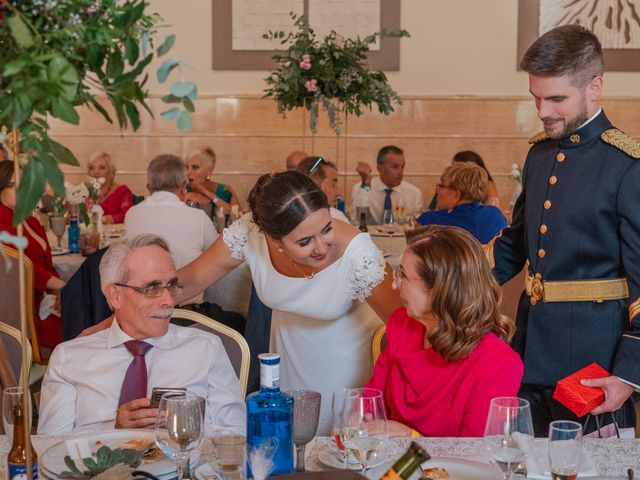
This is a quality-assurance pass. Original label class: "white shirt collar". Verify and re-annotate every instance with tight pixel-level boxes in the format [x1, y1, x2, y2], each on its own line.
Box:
[106, 316, 175, 349]
[577, 107, 602, 130]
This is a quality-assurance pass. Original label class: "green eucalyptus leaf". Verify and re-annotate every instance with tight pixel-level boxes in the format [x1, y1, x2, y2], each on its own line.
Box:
[51, 98, 80, 124]
[39, 152, 65, 196]
[186, 85, 198, 102]
[47, 56, 79, 102]
[157, 34, 176, 56]
[63, 455, 82, 474]
[125, 101, 141, 131]
[14, 158, 46, 225]
[3, 59, 27, 76]
[161, 107, 180, 120]
[157, 59, 178, 83]
[176, 111, 192, 131]
[125, 37, 140, 65]
[8, 14, 35, 49]
[182, 96, 195, 113]
[47, 138, 79, 166]
[161, 94, 181, 104]
[170, 81, 196, 98]
[82, 457, 98, 471]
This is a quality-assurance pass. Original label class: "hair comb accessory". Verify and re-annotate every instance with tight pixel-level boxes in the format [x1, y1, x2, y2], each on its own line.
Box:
[308, 157, 325, 174]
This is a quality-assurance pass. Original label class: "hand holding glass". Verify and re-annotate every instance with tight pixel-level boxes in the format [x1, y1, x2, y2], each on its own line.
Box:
[155, 392, 204, 480]
[484, 397, 534, 480]
[548, 420, 582, 480]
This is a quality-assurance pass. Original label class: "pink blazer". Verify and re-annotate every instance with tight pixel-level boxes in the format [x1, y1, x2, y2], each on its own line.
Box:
[366, 308, 523, 437]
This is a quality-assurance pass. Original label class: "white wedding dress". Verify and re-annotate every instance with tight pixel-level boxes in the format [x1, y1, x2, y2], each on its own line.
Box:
[224, 215, 385, 434]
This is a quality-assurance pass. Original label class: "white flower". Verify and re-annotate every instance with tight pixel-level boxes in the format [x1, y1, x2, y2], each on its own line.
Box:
[510, 163, 523, 184]
[65, 181, 89, 205]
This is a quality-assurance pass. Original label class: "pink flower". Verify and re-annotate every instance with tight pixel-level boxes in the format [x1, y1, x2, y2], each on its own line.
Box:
[304, 79, 318, 92]
[299, 54, 312, 70]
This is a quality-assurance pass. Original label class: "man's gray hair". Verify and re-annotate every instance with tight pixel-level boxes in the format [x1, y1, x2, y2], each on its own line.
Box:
[147, 154, 187, 193]
[100, 234, 171, 295]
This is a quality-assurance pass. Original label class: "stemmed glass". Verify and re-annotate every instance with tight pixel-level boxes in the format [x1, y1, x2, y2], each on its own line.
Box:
[393, 197, 406, 225]
[484, 397, 534, 480]
[155, 392, 204, 480]
[331, 388, 353, 469]
[548, 420, 582, 480]
[50, 216, 66, 250]
[341, 388, 388, 476]
[287, 390, 321, 472]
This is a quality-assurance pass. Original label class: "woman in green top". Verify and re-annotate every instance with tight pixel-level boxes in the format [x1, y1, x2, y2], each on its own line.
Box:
[184, 146, 242, 218]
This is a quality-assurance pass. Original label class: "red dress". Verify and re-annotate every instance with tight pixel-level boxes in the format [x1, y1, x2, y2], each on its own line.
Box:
[365, 308, 523, 437]
[99, 184, 132, 223]
[0, 203, 62, 348]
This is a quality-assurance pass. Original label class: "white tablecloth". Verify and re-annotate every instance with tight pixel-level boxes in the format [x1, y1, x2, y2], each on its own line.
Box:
[3, 435, 639, 479]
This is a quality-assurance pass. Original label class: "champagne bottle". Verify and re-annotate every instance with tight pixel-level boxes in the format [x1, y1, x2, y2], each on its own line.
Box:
[379, 441, 430, 480]
[7, 403, 38, 480]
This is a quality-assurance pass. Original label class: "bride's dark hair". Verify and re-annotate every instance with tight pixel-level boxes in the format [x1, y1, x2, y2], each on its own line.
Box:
[248, 171, 329, 240]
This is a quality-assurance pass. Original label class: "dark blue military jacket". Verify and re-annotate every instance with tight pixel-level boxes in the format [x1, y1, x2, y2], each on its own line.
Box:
[489, 110, 640, 387]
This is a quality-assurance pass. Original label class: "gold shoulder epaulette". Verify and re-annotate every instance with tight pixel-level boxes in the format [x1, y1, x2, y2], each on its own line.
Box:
[528, 131, 547, 144]
[601, 129, 640, 159]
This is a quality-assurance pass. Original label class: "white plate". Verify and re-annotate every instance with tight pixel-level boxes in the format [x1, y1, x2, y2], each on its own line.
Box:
[421, 457, 502, 480]
[318, 445, 387, 471]
[194, 462, 217, 479]
[51, 248, 70, 256]
[40, 430, 176, 480]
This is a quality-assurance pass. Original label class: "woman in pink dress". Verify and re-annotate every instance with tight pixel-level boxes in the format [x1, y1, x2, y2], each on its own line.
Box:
[87, 152, 132, 224]
[366, 225, 523, 437]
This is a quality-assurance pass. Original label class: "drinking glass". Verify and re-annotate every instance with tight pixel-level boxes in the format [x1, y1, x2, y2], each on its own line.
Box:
[155, 392, 204, 480]
[212, 434, 246, 480]
[2, 387, 31, 438]
[331, 388, 355, 469]
[287, 390, 321, 472]
[342, 388, 388, 476]
[382, 209, 395, 228]
[393, 197, 406, 225]
[548, 420, 582, 480]
[50, 216, 66, 250]
[484, 397, 534, 480]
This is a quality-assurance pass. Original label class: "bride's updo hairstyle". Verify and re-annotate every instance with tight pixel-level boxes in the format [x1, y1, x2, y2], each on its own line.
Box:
[248, 171, 329, 240]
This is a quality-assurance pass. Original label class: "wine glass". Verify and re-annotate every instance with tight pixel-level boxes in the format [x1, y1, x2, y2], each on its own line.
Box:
[342, 388, 388, 476]
[50, 216, 66, 250]
[393, 197, 406, 225]
[287, 390, 321, 472]
[484, 397, 534, 480]
[331, 388, 353, 469]
[155, 392, 204, 480]
[548, 420, 582, 480]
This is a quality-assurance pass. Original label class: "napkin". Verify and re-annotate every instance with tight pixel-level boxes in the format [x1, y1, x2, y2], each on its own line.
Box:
[526, 438, 599, 479]
[39, 293, 60, 320]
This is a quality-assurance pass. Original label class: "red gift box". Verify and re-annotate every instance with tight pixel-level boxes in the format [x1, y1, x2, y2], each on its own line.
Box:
[552, 363, 609, 417]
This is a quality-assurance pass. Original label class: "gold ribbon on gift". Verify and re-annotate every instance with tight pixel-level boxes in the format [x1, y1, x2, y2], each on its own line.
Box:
[525, 272, 629, 305]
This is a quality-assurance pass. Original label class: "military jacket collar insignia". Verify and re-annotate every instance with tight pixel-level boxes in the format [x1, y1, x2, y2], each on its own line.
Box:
[559, 110, 612, 149]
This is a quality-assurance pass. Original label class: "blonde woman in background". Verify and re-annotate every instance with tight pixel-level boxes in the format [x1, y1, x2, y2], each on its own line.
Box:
[184, 146, 241, 218]
[87, 152, 133, 224]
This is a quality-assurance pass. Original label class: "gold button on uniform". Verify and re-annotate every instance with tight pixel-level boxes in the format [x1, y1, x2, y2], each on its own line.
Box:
[556, 152, 565, 162]
[549, 176, 557, 185]
[570, 134, 580, 143]
[538, 248, 546, 258]
[544, 200, 552, 209]
[540, 224, 548, 234]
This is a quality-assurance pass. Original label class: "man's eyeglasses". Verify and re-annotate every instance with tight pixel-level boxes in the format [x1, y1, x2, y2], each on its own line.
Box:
[308, 157, 326, 174]
[115, 280, 183, 298]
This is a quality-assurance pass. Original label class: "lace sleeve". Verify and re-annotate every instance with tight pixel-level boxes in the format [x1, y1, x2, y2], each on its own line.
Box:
[222, 214, 253, 262]
[347, 242, 386, 302]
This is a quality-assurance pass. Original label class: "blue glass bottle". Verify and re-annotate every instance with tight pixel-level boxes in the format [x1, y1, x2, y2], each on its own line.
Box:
[68, 215, 80, 253]
[246, 353, 293, 477]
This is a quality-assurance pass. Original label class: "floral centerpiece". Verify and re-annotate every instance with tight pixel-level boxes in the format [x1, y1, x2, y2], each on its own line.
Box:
[263, 13, 409, 134]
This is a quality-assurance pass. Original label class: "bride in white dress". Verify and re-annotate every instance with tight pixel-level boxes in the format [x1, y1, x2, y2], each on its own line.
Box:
[178, 171, 401, 433]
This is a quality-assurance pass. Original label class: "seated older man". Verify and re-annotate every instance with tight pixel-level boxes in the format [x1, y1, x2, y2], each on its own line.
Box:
[37, 234, 245, 434]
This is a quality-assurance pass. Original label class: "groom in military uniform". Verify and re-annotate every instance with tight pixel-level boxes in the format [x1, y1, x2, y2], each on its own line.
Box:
[486, 24, 640, 435]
